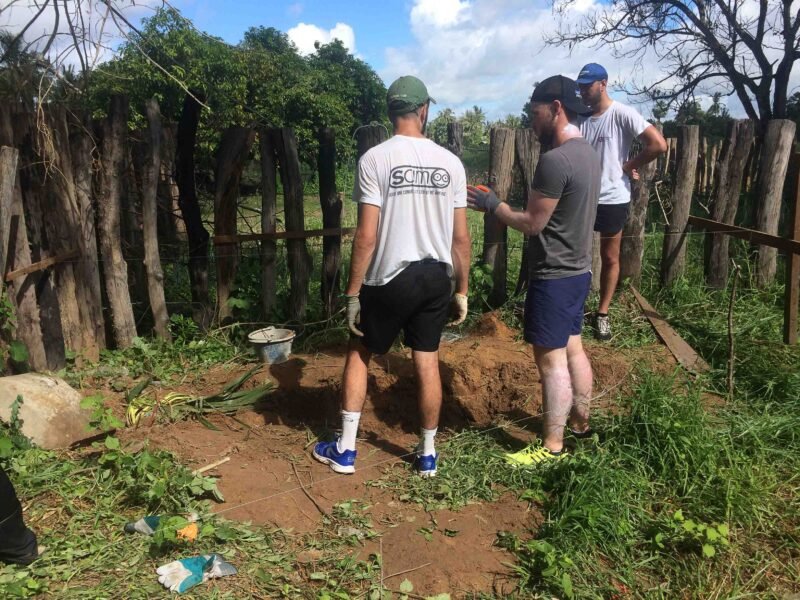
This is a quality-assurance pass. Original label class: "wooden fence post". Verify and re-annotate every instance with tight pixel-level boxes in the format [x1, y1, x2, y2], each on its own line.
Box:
[214, 126, 255, 322]
[318, 127, 341, 318]
[0, 147, 15, 291]
[755, 119, 796, 288]
[69, 111, 106, 353]
[513, 128, 540, 295]
[447, 122, 463, 158]
[99, 94, 138, 348]
[176, 91, 212, 329]
[661, 125, 699, 287]
[356, 125, 388, 161]
[158, 123, 184, 246]
[140, 99, 171, 341]
[259, 128, 278, 319]
[705, 120, 755, 288]
[620, 154, 658, 285]
[696, 137, 707, 194]
[785, 151, 800, 344]
[483, 128, 515, 307]
[274, 128, 311, 321]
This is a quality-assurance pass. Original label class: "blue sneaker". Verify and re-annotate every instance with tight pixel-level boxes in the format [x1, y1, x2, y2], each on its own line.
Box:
[413, 453, 438, 478]
[312, 440, 356, 474]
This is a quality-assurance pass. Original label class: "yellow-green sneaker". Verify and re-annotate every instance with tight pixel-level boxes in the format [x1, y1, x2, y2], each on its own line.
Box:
[504, 445, 564, 467]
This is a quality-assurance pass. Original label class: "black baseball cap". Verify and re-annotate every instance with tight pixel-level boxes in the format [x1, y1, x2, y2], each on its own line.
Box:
[530, 75, 591, 115]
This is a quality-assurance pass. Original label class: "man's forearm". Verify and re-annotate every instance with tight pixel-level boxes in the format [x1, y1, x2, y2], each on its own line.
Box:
[451, 239, 471, 295]
[627, 146, 662, 171]
[345, 234, 376, 295]
[494, 203, 542, 237]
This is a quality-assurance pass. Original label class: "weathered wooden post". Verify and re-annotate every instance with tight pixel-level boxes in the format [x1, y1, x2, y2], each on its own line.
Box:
[661, 125, 699, 287]
[140, 99, 171, 341]
[447, 122, 463, 158]
[99, 94, 138, 348]
[513, 128, 540, 295]
[273, 128, 311, 321]
[696, 137, 707, 194]
[259, 128, 278, 319]
[318, 127, 341, 318]
[213, 126, 255, 322]
[784, 151, 800, 345]
[483, 128, 515, 306]
[705, 120, 755, 288]
[176, 91, 212, 329]
[755, 119, 796, 288]
[0, 147, 16, 293]
[356, 125, 388, 161]
[69, 111, 106, 352]
[620, 155, 658, 285]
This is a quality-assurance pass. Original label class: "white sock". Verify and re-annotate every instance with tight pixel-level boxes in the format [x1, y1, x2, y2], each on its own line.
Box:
[337, 410, 361, 452]
[419, 427, 437, 456]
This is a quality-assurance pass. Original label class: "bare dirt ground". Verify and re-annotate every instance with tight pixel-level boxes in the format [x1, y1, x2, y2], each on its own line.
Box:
[110, 314, 676, 596]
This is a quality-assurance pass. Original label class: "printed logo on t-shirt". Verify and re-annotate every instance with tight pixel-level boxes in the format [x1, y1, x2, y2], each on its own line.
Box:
[390, 165, 451, 189]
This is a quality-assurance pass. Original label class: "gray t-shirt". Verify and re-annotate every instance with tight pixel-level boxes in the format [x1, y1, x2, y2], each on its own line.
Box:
[578, 101, 651, 205]
[529, 137, 601, 280]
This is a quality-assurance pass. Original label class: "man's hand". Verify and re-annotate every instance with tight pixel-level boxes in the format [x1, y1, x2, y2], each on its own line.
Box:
[345, 294, 363, 337]
[622, 161, 640, 181]
[448, 293, 468, 326]
[467, 185, 501, 214]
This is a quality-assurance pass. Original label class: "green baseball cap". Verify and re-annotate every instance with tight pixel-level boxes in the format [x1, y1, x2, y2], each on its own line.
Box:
[386, 75, 435, 115]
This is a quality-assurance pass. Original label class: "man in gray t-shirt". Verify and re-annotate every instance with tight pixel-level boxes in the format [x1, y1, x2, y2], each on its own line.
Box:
[467, 75, 600, 463]
[577, 63, 667, 341]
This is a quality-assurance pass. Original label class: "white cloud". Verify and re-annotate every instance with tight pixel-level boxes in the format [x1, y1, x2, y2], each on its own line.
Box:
[384, 0, 800, 122]
[287, 22, 356, 56]
[410, 0, 470, 28]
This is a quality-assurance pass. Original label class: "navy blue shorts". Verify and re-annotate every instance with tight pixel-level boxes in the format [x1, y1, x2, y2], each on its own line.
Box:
[524, 272, 591, 348]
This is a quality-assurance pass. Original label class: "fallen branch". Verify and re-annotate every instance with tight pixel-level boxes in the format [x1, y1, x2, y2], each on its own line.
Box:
[383, 562, 432, 581]
[291, 463, 330, 518]
[193, 456, 230, 475]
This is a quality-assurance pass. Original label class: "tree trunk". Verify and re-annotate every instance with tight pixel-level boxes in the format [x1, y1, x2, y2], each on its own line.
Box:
[259, 128, 278, 319]
[175, 91, 212, 329]
[755, 119, 796, 288]
[138, 99, 172, 341]
[0, 146, 16, 289]
[784, 151, 800, 344]
[483, 128, 515, 307]
[273, 128, 311, 321]
[661, 125, 699, 287]
[620, 155, 657, 285]
[13, 109, 65, 369]
[356, 125, 388, 161]
[158, 124, 183, 246]
[705, 120, 755, 288]
[99, 95, 138, 348]
[513, 128, 540, 295]
[214, 126, 256, 323]
[319, 127, 341, 318]
[447, 122, 463, 158]
[122, 142, 145, 315]
[69, 111, 106, 353]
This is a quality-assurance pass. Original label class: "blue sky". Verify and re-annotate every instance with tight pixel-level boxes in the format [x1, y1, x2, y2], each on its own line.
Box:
[3, 0, 793, 121]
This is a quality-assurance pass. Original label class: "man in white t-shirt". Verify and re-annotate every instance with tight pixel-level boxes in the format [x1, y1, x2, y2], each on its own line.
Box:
[577, 63, 667, 341]
[312, 75, 471, 478]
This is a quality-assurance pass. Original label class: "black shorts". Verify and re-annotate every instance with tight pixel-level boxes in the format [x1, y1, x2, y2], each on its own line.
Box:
[523, 272, 591, 348]
[359, 260, 451, 354]
[594, 202, 630, 234]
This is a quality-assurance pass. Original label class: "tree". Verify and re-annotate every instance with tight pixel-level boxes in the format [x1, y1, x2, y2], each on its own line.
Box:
[462, 105, 488, 146]
[548, 1, 800, 132]
[428, 108, 456, 146]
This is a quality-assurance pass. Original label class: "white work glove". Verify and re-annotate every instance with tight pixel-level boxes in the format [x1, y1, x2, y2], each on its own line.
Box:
[448, 293, 468, 326]
[345, 294, 363, 337]
[156, 554, 236, 593]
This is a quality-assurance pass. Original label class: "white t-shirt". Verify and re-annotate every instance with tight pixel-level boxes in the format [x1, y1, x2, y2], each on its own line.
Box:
[579, 101, 651, 205]
[353, 135, 467, 286]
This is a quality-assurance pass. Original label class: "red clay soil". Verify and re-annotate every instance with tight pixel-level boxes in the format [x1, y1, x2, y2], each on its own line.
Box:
[116, 313, 675, 596]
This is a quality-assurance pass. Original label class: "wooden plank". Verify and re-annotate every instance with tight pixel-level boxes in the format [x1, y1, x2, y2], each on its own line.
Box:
[213, 227, 356, 245]
[689, 216, 800, 255]
[4, 249, 80, 282]
[785, 152, 800, 344]
[631, 286, 710, 374]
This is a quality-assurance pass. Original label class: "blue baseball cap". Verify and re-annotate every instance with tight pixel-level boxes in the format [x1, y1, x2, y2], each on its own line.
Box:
[576, 63, 608, 84]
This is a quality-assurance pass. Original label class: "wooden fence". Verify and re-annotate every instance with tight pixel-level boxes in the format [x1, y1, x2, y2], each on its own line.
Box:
[1, 96, 799, 374]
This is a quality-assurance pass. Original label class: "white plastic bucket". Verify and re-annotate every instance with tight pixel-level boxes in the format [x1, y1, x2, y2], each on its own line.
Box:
[248, 327, 296, 364]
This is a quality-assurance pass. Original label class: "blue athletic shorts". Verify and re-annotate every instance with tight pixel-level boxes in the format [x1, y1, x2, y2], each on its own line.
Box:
[523, 272, 592, 348]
